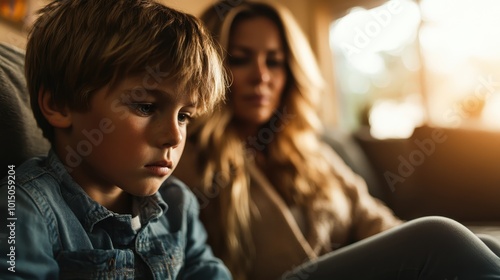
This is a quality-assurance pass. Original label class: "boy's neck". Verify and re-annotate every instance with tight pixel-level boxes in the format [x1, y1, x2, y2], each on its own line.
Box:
[79, 185, 133, 214]
[102, 191, 134, 214]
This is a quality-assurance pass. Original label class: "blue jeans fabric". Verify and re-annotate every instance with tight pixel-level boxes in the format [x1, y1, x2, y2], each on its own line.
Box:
[0, 151, 231, 279]
[283, 216, 500, 280]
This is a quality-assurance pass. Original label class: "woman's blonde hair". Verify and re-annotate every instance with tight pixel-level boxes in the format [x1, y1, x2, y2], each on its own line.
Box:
[191, 1, 335, 278]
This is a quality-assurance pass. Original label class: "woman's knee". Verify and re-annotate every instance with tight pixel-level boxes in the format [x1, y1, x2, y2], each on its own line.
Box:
[477, 234, 500, 257]
[407, 216, 464, 229]
[402, 216, 472, 243]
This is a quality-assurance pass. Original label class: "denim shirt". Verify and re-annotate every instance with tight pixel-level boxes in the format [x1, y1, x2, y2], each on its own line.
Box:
[0, 151, 231, 280]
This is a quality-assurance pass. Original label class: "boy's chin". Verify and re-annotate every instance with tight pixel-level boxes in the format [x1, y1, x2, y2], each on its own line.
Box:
[135, 190, 159, 197]
[127, 185, 161, 197]
[122, 177, 168, 197]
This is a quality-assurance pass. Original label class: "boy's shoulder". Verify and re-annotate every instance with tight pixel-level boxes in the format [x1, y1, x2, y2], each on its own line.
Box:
[157, 176, 200, 213]
[0, 153, 69, 220]
[1, 155, 55, 191]
[160, 176, 190, 192]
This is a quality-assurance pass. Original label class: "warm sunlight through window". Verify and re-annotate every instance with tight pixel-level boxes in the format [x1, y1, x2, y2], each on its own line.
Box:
[330, 0, 500, 139]
[420, 0, 500, 130]
[330, 0, 422, 139]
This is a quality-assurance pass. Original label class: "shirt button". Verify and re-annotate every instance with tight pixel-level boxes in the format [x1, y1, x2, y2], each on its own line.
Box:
[108, 258, 115, 268]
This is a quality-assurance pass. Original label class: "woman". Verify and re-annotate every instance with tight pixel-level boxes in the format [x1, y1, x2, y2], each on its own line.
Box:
[174, 1, 500, 279]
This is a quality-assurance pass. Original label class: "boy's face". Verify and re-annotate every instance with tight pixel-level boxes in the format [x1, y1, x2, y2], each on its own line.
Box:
[60, 74, 196, 198]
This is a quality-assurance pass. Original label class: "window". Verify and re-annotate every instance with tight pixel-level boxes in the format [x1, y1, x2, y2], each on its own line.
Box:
[330, 0, 500, 139]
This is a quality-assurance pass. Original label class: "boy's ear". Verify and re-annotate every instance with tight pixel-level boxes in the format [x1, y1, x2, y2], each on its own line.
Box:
[38, 88, 72, 128]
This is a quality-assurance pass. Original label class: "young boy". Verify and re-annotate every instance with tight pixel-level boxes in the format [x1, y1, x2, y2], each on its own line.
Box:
[0, 0, 230, 279]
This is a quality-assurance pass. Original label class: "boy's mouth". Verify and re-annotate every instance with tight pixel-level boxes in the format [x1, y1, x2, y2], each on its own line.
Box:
[145, 160, 173, 176]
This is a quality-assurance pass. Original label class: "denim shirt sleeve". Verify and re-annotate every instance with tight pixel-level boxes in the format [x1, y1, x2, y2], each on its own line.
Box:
[162, 178, 232, 280]
[0, 181, 59, 279]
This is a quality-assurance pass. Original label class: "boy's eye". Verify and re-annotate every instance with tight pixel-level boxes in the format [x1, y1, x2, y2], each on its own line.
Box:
[130, 103, 156, 116]
[178, 113, 192, 124]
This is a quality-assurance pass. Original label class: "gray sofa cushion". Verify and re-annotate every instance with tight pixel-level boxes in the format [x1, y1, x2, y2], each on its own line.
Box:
[0, 43, 50, 168]
[322, 128, 388, 203]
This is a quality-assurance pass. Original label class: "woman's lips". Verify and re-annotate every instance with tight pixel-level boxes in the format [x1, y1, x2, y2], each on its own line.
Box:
[244, 94, 270, 106]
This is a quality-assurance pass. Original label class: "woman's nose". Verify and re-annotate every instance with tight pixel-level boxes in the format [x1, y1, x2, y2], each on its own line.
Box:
[252, 59, 271, 83]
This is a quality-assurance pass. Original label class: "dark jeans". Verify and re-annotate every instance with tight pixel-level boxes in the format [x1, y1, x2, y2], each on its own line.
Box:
[283, 216, 500, 280]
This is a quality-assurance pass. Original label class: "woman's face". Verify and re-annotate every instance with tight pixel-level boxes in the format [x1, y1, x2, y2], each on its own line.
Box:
[228, 16, 287, 130]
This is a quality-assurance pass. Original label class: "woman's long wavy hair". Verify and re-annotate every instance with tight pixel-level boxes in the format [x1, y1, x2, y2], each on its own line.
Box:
[191, 1, 336, 278]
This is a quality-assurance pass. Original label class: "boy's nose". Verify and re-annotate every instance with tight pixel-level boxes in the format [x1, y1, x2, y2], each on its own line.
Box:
[157, 121, 182, 148]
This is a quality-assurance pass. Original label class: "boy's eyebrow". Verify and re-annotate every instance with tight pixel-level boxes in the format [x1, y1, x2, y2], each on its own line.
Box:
[124, 88, 197, 107]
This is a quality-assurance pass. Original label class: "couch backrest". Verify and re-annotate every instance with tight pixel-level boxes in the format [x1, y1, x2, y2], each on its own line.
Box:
[0, 43, 50, 168]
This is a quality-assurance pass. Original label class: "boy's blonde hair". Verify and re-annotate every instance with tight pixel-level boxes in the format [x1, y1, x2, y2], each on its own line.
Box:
[26, 0, 227, 144]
